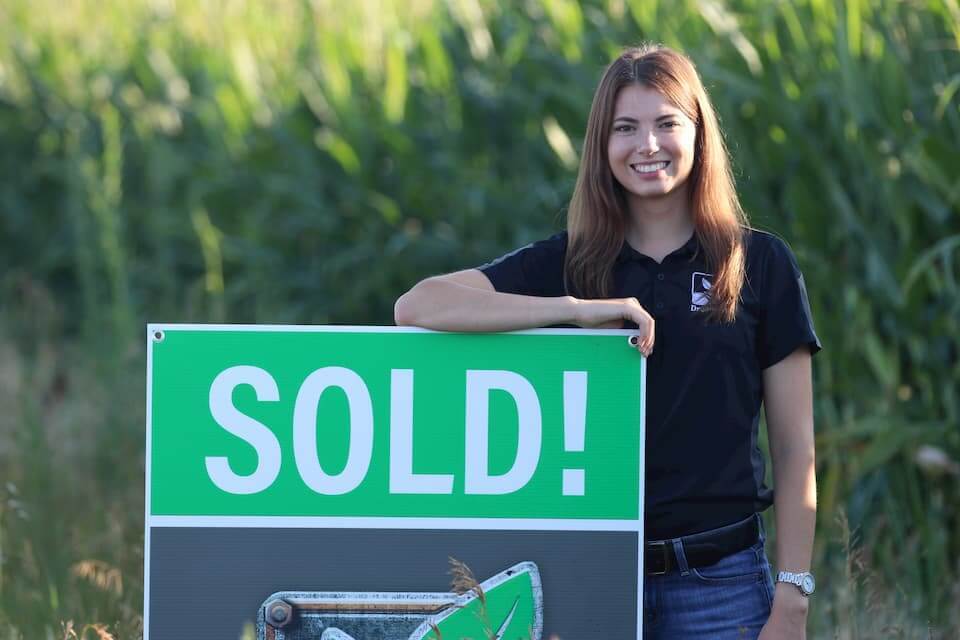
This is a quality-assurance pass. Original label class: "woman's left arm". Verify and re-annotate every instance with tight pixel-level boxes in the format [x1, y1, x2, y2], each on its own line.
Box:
[759, 347, 817, 639]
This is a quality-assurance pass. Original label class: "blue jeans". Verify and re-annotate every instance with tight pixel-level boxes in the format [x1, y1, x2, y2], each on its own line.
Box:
[643, 518, 776, 639]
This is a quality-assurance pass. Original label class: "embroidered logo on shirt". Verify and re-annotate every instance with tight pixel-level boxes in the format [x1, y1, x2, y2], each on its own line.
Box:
[691, 272, 713, 311]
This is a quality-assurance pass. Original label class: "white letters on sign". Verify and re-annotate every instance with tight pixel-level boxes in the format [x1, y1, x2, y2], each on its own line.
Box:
[389, 369, 455, 494]
[293, 367, 374, 495]
[464, 370, 543, 495]
[206, 366, 282, 495]
[205, 367, 556, 497]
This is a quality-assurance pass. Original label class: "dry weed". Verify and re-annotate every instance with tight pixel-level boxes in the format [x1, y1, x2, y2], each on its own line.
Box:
[72, 560, 123, 596]
[448, 556, 485, 606]
[447, 557, 494, 639]
[61, 620, 115, 640]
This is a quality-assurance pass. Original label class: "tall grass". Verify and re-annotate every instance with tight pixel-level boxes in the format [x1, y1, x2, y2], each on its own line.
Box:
[0, 0, 958, 637]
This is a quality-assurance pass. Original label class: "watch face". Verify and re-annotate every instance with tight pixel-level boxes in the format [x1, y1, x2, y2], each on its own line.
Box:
[801, 574, 816, 594]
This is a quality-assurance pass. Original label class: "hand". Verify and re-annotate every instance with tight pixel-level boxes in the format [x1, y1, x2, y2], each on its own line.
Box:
[571, 298, 655, 356]
[758, 609, 806, 640]
[758, 585, 809, 640]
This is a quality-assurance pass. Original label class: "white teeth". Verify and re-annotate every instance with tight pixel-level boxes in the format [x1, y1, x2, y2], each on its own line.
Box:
[631, 161, 668, 174]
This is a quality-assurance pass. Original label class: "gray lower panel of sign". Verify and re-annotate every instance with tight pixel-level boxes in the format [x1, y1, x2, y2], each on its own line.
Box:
[148, 528, 638, 639]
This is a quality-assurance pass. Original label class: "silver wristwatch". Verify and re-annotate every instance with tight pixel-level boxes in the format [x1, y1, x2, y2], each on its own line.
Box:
[776, 570, 816, 596]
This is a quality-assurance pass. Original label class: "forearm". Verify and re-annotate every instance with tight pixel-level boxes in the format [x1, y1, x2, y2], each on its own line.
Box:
[394, 278, 578, 331]
[769, 436, 816, 617]
[771, 443, 816, 575]
[761, 349, 817, 629]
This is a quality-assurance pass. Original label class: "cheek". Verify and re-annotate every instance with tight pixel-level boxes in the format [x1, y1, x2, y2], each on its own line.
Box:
[681, 132, 697, 162]
[607, 138, 622, 159]
[607, 143, 624, 171]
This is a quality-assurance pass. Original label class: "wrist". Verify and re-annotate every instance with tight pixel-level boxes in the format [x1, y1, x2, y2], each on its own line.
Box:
[565, 296, 583, 325]
[772, 582, 810, 616]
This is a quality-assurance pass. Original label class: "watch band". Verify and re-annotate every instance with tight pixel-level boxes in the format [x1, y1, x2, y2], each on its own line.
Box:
[776, 570, 816, 596]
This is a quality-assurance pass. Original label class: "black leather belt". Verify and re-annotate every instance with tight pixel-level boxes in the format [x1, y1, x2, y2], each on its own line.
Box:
[645, 515, 760, 576]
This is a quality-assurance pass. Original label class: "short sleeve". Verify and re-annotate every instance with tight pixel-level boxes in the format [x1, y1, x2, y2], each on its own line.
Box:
[756, 234, 822, 369]
[477, 232, 568, 297]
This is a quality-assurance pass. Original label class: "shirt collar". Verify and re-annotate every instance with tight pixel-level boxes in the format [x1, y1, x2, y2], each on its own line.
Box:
[616, 232, 700, 264]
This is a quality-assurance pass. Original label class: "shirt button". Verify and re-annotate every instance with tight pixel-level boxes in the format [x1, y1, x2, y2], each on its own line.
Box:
[655, 301, 664, 310]
[657, 273, 665, 281]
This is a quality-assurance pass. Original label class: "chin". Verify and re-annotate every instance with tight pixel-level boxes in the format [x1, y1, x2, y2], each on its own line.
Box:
[628, 185, 673, 199]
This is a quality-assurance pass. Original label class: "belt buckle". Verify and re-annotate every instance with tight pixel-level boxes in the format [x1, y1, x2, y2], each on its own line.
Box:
[647, 541, 672, 576]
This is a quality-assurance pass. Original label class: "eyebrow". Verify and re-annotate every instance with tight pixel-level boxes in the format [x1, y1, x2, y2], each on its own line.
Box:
[613, 114, 681, 123]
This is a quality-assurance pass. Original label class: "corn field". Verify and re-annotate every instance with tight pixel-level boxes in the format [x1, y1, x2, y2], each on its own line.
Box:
[0, 0, 958, 637]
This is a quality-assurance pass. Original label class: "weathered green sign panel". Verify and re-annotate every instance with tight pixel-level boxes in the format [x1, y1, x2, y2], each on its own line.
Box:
[145, 325, 645, 639]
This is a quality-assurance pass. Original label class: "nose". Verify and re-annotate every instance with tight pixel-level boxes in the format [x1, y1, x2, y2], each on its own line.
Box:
[636, 129, 659, 155]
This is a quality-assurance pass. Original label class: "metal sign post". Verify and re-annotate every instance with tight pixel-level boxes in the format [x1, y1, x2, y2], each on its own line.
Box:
[145, 325, 645, 639]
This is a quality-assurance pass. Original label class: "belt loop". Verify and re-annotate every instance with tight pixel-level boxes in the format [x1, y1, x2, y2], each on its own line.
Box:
[755, 512, 765, 542]
[671, 538, 691, 576]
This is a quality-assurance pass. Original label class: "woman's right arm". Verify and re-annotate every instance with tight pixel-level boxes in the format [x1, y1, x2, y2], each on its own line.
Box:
[393, 269, 656, 355]
[394, 268, 576, 331]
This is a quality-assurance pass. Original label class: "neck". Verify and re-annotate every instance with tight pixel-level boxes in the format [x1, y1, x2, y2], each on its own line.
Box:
[624, 189, 695, 261]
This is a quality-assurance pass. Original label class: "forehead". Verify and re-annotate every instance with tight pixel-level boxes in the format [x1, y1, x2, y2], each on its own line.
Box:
[612, 84, 684, 119]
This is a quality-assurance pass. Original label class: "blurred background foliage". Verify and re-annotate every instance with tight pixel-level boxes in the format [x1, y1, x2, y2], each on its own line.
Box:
[0, 0, 958, 637]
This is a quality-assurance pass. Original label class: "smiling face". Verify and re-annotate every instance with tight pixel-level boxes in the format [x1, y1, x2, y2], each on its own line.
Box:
[607, 84, 697, 206]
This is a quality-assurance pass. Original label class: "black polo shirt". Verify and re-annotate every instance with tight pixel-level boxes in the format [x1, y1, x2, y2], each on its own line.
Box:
[478, 229, 821, 539]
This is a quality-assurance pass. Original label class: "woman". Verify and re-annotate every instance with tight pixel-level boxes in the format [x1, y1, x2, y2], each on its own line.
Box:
[394, 44, 819, 640]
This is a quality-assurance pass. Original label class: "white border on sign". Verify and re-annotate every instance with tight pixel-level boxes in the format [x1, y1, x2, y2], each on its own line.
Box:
[143, 327, 153, 639]
[147, 515, 642, 531]
[143, 324, 646, 640]
[637, 355, 647, 639]
[146, 323, 639, 335]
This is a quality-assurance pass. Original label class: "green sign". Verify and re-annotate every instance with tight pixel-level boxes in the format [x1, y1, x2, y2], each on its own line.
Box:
[148, 326, 644, 523]
[145, 325, 647, 640]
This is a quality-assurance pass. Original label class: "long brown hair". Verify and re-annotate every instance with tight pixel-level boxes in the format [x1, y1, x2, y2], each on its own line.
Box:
[564, 44, 747, 322]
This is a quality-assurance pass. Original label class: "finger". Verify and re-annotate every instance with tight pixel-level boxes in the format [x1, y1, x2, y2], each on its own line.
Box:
[640, 321, 653, 357]
[628, 334, 646, 356]
[636, 332, 649, 354]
